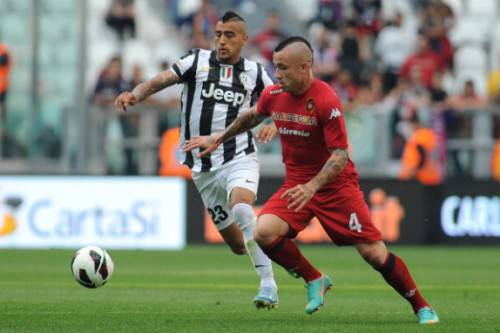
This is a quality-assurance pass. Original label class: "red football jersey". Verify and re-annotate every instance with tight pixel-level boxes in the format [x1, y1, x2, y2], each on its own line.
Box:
[257, 79, 358, 187]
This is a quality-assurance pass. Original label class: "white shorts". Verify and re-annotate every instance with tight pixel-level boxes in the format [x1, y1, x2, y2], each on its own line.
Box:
[192, 154, 260, 230]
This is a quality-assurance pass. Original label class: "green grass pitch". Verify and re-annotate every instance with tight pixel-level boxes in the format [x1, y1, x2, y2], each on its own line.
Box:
[1, 245, 499, 333]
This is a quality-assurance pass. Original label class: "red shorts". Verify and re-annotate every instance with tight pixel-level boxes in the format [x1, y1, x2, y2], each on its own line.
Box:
[259, 180, 382, 246]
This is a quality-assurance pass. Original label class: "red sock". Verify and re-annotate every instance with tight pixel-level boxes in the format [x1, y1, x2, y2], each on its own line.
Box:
[262, 237, 322, 283]
[377, 253, 429, 313]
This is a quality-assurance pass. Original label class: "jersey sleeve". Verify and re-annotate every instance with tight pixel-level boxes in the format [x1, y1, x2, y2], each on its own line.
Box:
[317, 89, 348, 150]
[170, 49, 199, 82]
[256, 86, 272, 116]
[251, 64, 274, 106]
[261, 66, 274, 88]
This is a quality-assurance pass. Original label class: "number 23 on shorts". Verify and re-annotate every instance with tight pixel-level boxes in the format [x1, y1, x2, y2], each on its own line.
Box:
[207, 205, 229, 225]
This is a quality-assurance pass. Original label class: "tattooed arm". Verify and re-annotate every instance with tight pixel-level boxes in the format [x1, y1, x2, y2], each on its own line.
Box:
[308, 148, 349, 191]
[218, 106, 267, 143]
[114, 70, 181, 111]
[281, 148, 349, 211]
[131, 70, 181, 102]
[182, 106, 268, 157]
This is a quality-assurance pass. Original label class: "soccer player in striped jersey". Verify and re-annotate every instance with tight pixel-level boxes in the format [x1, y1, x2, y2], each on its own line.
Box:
[114, 11, 278, 309]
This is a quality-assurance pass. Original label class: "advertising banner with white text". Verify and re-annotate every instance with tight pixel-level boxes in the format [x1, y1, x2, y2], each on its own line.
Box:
[0, 177, 186, 249]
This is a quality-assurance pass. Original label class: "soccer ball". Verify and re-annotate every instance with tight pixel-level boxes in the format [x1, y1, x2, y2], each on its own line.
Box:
[71, 246, 114, 288]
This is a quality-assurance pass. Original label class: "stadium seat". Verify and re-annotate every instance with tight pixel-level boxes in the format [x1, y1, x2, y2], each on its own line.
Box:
[53, 43, 79, 67]
[441, 70, 456, 94]
[177, 0, 201, 18]
[1, 15, 30, 40]
[135, 0, 169, 44]
[87, 0, 115, 41]
[87, 40, 120, 69]
[468, 0, 497, 19]
[0, 0, 30, 13]
[39, 16, 77, 42]
[86, 40, 121, 92]
[9, 68, 31, 93]
[153, 43, 185, 68]
[38, 40, 79, 69]
[47, 70, 77, 97]
[380, 0, 418, 39]
[88, 0, 112, 21]
[3, 97, 30, 136]
[454, 46, 488, 75]
[345, 109, 378, 165]
[490, 22, 500, 70]
[450, 16, 491, 47]
[39, 98, 65, 134]
[122, 40, 153, 77]
[459, 0, 498, 46]
[40, 0, 76, 14]
[454, 70, 487, 96]
[38, 44, 54, 68]
[441, 0, 463, 17]
[284, 0, 317, 22]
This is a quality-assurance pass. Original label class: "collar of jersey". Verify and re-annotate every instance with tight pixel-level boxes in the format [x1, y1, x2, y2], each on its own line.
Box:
[209, 50, 245, 71]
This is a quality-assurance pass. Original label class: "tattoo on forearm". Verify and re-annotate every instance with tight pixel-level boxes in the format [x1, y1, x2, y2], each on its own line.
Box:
[132, 71, 180, 102]
[310, 149, 348, 190]
[220, 108, 265, 142]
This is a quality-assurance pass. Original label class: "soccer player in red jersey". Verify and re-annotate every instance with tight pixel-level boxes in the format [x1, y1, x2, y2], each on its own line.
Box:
[183, 36, 439, 324]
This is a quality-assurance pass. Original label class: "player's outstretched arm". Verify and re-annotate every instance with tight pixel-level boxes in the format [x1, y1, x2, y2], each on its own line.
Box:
[183, 106, 267, 157]
[114, 70, 181, 111]
[281, 148, 348, 211]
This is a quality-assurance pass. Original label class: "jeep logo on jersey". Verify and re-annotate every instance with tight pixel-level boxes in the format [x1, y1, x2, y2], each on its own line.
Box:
[201, 83, 245, 107]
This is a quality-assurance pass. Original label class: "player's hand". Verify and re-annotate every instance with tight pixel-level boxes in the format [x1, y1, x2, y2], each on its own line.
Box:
[280, 183, 316, 212]
[255, 123, 277, 143]
[183, 133, 222, 158]
[114, 92, 137, 112]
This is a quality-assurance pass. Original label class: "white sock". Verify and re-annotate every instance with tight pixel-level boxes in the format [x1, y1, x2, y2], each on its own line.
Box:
[232, 203, 276, 289]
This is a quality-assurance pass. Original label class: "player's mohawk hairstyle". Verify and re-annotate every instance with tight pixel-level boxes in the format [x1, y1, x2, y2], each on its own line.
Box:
[274, 36, 314, 54]
[220, 10, 246, 23]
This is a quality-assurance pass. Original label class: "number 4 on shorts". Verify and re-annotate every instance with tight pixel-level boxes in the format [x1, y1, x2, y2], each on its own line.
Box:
[348, 213, 362, 233]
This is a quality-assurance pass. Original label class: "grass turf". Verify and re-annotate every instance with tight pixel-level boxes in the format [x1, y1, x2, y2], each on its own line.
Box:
[0, 245, 499, 333]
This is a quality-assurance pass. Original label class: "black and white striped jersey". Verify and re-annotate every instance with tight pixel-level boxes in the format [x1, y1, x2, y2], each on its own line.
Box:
[170, 48, 273, 172]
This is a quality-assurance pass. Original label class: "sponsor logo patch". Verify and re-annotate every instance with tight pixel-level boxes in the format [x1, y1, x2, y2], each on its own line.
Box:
[278, 127, 310, 137]
[306, 98, 315, 112]
[329, 108, 342, 119]
[220, 66, 232, 80]
[271, 112, 317, 126]
[201, 83, 245, 107]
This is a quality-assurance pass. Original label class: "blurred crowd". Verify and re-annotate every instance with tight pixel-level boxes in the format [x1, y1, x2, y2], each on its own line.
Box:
[304, 0, 500, 182]
[5, 0, 491, 179]
[92, 52, 181, 174]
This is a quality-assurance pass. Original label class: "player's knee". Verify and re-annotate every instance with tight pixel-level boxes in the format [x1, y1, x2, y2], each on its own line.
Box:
[361, 251, 381, 268]
[253, 221, 267, 240]
[253, 227, 265, 244]
[357, 243, 387, 268]
[253, 222, 276, 247]
[229, 188, 255, 208]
